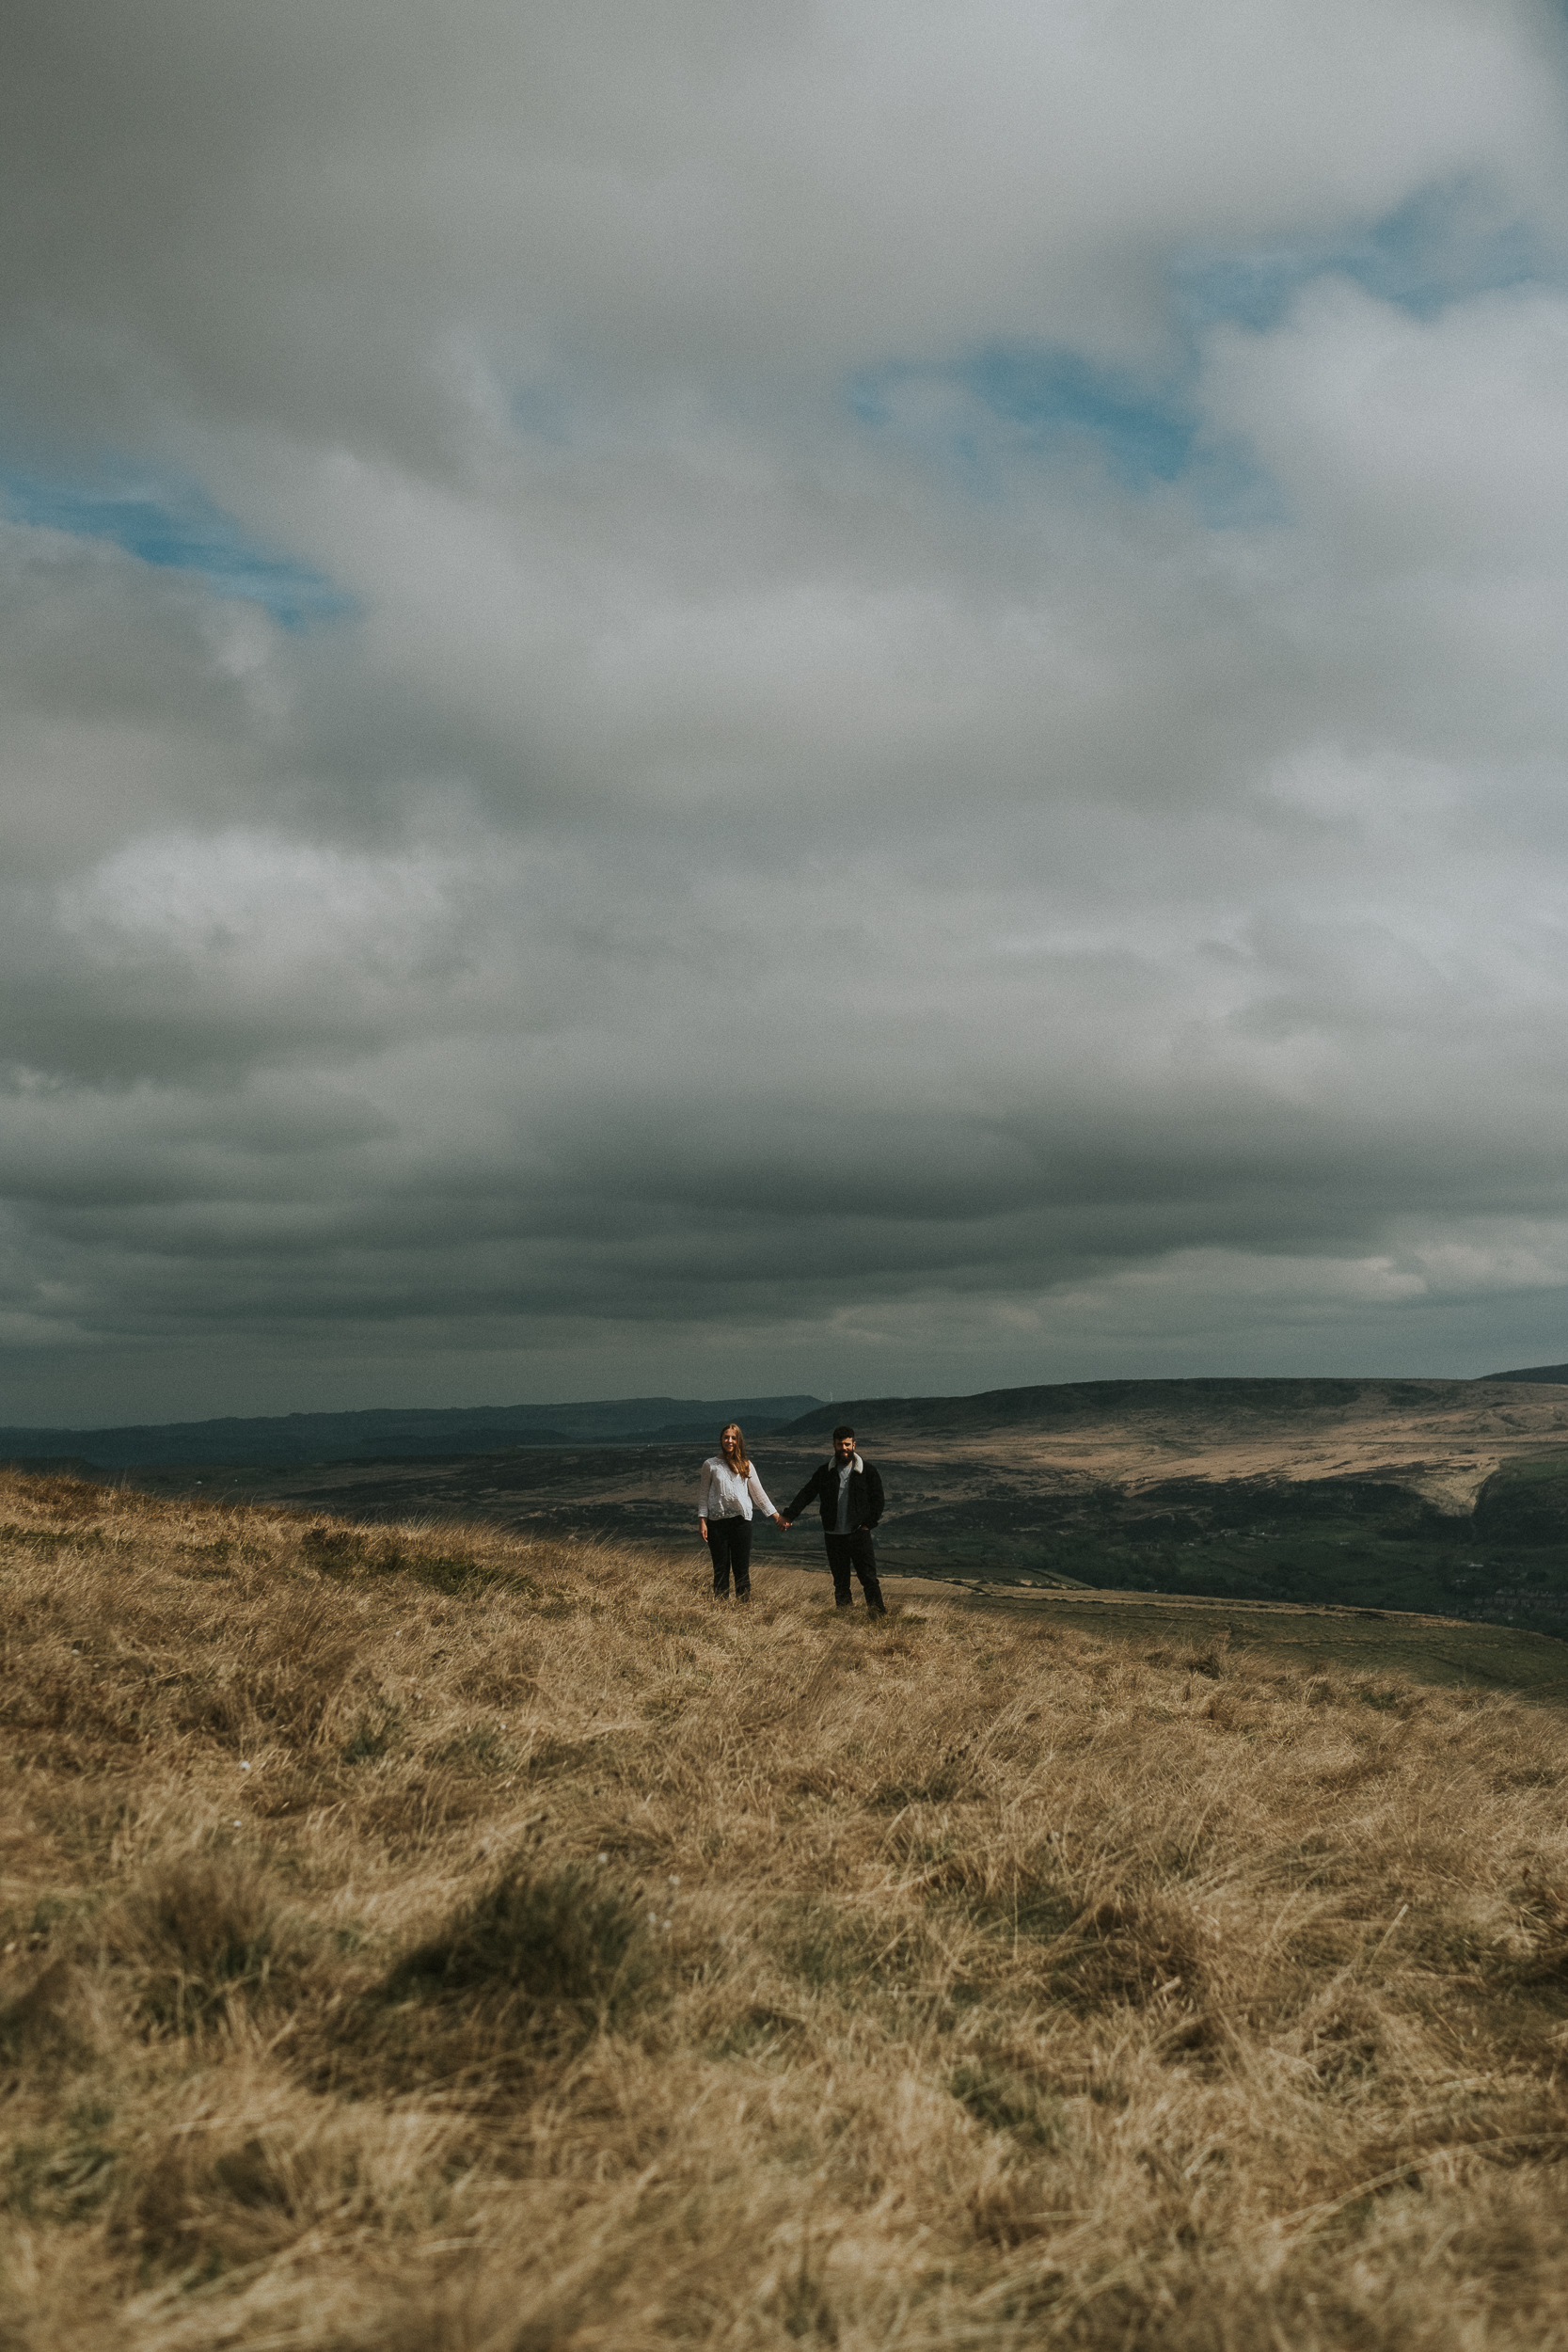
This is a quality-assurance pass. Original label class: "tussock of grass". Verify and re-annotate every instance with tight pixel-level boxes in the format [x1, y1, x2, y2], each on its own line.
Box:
[2, 1470, 1568, 2346]
[387, 1860, 653, 2018]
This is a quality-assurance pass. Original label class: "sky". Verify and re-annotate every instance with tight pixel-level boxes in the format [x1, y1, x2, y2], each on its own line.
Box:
[6, 0, 1568, 1427]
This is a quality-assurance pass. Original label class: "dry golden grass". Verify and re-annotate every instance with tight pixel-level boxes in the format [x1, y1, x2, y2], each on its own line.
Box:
[2, 1469, 1568, 2349]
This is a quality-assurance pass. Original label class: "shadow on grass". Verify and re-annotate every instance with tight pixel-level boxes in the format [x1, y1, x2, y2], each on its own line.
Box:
[300, 1524, 540, 1599]
[315, 1863, 664, 2095]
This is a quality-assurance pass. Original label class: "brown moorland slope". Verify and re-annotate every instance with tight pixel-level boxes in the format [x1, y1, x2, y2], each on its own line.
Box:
[4, 1469, 1568, 2350]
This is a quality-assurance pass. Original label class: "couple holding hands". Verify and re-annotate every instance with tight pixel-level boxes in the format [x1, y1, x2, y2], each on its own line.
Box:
[698, 1420, 887, 1615]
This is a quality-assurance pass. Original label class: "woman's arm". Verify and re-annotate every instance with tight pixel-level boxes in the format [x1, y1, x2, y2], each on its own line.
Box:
[698, 1458, 715, 1532]
[747, 1466, 782, 1524]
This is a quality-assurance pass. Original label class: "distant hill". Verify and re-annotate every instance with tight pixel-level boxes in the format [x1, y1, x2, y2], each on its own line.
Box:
[778, 1375, 1462, 1440]
[0, 1394, 822, 1470]
[779, 1372, 1568, 1443]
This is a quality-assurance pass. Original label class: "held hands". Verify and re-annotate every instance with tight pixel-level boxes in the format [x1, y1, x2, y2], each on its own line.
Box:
[776, 1517, 791, 1530]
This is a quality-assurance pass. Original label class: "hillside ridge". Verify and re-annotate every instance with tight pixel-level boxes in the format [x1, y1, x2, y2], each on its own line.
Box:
[0, 1392, 822, 1470]
[781, 1369, 1568, 1438]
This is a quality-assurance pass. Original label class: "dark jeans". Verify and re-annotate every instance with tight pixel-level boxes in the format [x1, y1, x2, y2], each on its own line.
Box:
[824, 1529, 885, 1612]
[707, 1516, 752, 1599]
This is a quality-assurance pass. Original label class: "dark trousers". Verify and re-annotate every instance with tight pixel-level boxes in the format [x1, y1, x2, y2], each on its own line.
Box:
[708, 1516, 753, 1599]
[824, 1530, 884, 1612]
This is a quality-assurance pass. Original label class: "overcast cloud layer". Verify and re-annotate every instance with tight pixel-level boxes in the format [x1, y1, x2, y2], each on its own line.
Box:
[6, 0, 1568, 1423]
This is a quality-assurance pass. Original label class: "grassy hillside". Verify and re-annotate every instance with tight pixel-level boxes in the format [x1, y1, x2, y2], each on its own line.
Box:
[4, 1470, 1568, 2348]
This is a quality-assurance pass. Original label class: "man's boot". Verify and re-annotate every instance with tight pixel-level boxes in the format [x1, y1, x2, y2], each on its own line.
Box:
[863, 1578, 887, 1615]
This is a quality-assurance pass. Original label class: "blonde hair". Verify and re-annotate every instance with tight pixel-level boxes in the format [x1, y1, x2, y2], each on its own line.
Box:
[720, 1422, 750, 1474]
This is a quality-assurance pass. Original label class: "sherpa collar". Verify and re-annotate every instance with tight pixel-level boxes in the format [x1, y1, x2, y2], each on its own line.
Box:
[830, 1452, 863, 1473]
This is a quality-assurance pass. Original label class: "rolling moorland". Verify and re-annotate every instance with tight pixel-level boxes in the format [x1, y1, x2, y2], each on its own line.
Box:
[0, 1397, 823, 1471]
[98, 1374, 1568, 1636]
[3, 1466, 1568, 2349]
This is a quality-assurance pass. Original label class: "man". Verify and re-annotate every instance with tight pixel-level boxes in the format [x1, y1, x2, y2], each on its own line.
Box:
[782, 1423, 886, 1614]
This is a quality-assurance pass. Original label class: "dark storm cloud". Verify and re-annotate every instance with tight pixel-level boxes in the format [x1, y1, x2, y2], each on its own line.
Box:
[4, 2, 1568, 1421]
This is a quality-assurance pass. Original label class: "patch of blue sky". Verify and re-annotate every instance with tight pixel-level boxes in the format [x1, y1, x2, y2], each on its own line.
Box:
[965, 347, 1194, 486]
[1173, 177, 1547, 333]
[851, 178, 1543, 525]
[850, 347, 1279, 524]
[850, 348, 1193, 491]
[1, 464, 355, 629]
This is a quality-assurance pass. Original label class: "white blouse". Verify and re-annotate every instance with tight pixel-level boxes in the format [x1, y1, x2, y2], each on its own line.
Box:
[698, 1456, 778, 1523]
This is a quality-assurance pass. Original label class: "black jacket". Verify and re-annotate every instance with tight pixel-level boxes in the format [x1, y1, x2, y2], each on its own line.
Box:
[784, 1454, 884, 1534]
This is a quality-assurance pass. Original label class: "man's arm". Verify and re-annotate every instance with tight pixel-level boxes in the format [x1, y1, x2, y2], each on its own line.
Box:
[782, 1465, 826, 1523]
[863, 1463, 885, 1527]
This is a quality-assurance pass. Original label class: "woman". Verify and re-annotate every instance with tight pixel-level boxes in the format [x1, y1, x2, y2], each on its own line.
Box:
[698, 1422, 784, 1603]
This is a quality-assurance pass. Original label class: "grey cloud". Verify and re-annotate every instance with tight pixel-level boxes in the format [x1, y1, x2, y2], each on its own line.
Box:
[5, 3, 1568, 1420]
[5, 5, 1559, 426]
